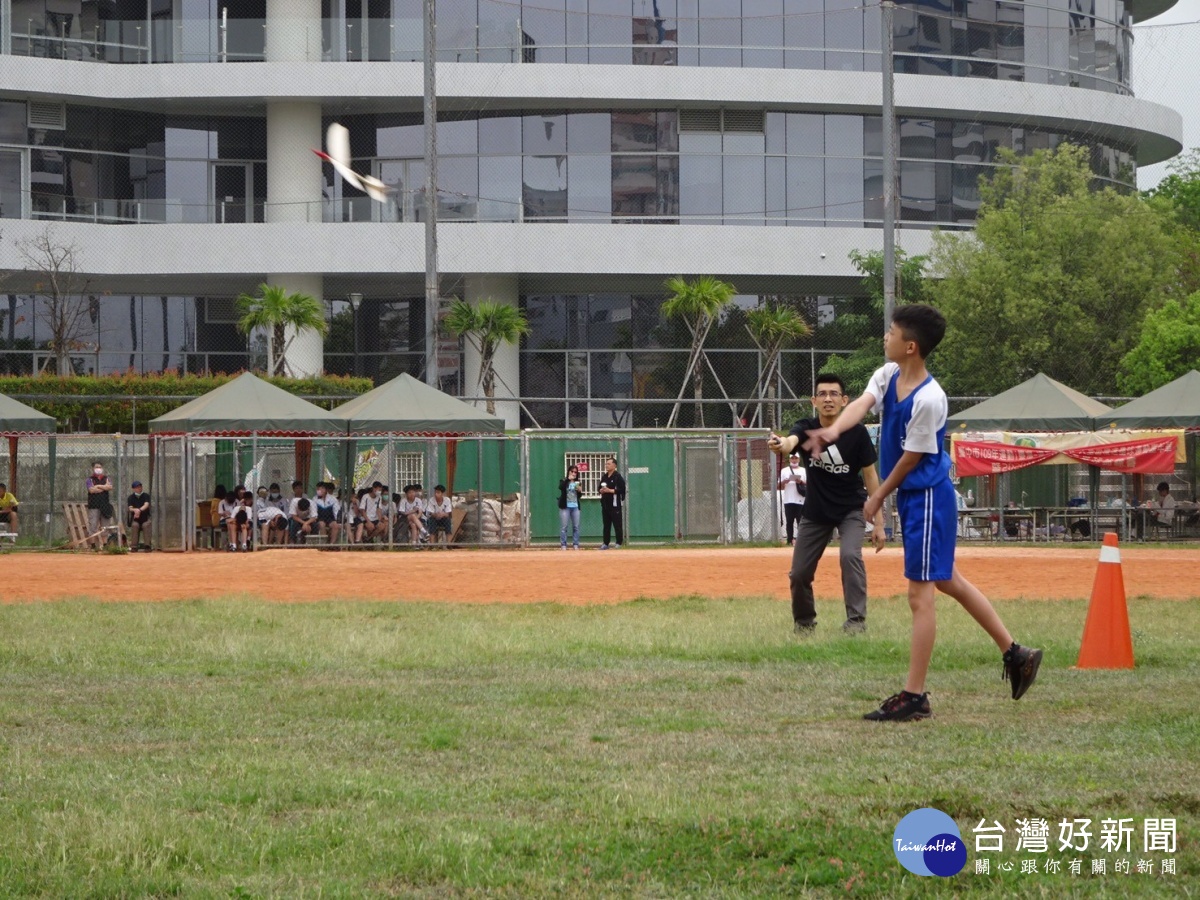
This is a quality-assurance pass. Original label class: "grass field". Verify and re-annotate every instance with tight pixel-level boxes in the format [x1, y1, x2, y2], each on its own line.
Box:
[0, 594, 1195, 897]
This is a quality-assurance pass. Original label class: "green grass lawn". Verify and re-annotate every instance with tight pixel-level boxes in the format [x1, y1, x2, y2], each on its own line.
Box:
[0, 595, 1195, 898]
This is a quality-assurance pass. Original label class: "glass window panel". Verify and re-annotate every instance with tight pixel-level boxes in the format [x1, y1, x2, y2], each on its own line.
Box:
[479, 115, 522, 156]
[438, 156, 479, 221]
[657, 111, 679, 152]
[765, 112, 787, 154]
[439, 118, 479, 156]
[376, 120, 423, 158]
[825, 115, 863, 158]
[698, 0, 741, 67]
[0, 151, 22, 220]
[786, 113, 823, 157]
[523, 0, 568, 63]
[786, 155, 822, 226]
[524, 114, 567, 154]
[657, 156, 680, 219]
[899, 160, 936, 222]
[864, 158, 882, 224]
[723, 155, 764, 225]
[479, 155, 522, 221]
[679, 154, 722, 220]
[524, 155, 568, 220]
[783, 0, 822, 69]
[766, 156, 786, 224]
[952, 120, 985, 162]
[824, 157, 863, 226]
[479, 0, 520, 62]
[611, 111, 658, 152]
[863, 115, 881, 158]
[436, 0, 478, 61]
[568, 113, 612, 153]
[825, 0, 862, 70]
[612, 154, 657, 220]
[568, 153, 612, 220]
[0, 102, 26, 144]
[566, 0, 590, 63]
[743, 0, 782, 68]
[899, 118, 936, 159]
[633, 0, 679, 65]
[589, 0, 633, 65]
[524, 295, 568, 348]
[952, 162, 982, 222]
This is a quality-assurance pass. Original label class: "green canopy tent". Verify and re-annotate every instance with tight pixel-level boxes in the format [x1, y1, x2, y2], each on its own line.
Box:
[1105, 370, 1200, 429]
[948, 373, 1113, 433]
[332, 373, 505, 498]
[0, 392, 57, 504]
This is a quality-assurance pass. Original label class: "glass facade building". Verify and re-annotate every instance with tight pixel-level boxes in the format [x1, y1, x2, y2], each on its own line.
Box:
[0, 0, 1183, 426]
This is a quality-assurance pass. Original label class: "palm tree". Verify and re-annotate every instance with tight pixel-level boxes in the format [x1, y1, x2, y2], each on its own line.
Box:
[444, 298, 530, 415]
[236, 284, 328, 377]
[744, 299, 811, 429]
[661, 275, 736, 427]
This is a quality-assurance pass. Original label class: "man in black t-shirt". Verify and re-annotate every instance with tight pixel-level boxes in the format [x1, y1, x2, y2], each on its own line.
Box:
[126, 481, 151, 551]
[768, 373, 885, 634]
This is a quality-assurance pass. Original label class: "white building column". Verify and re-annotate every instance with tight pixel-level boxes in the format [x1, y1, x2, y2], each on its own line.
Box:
[265, 0, 325, 378]
[463, 274, 520, 429]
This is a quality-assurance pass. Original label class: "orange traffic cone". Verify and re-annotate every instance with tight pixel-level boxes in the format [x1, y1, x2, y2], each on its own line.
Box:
[1076, 532, 1135, 669]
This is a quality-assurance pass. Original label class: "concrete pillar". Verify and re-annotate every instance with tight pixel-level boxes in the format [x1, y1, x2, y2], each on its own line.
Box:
[463, 274, 520, 429]
[266, 0, 322, 63]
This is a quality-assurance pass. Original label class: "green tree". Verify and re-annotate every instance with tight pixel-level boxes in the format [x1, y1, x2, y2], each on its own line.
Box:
[1144, 148, 1200, 232]
[661, 276, 737, 427]
[1117, 291, 1200, 395]
[236, 284, 328, 378]
[928, 145, 1182, 396]
[444, 298, 530, 416]
[820, 248, 929, 393]
[744, 298, 811, 429]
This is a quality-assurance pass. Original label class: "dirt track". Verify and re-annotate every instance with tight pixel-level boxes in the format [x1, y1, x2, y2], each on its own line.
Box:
[3, 545, 1196, 604]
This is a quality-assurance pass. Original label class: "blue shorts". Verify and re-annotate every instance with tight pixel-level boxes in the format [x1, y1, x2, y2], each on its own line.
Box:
[896, 481, 958, 582]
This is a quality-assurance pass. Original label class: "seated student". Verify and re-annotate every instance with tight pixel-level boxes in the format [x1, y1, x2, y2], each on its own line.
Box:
[233, 491, 254, 551]
[313, 481, 341, 545]
[218, 486, 242, 550]
[350, 487, 369, 544]
[397, 484, 427, 544]
[378, 484, 393, 538]
[0, 482, 19, 535]
[425, 484, 453, 546]
[126, 480, 151, 551]
[357, 483, 384, 543]
[289, 496, 317, 544]
[1147, 481, 1176, 530]
[254, 485, 285, 545]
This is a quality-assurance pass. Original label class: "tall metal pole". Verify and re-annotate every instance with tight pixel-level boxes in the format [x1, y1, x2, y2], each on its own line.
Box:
[881, 0, 897, 328]
[423, 0, 440, 388]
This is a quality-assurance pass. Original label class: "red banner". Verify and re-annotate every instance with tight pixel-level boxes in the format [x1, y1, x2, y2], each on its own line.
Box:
[1062, 437, 1179, 474]
[954, 441, 1058, 476]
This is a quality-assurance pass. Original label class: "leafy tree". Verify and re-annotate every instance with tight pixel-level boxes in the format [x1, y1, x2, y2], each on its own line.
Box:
[661, 276, 736, 427]
[1143, 148, 1200, 232]
[236, 284, 328, 378]
[19, 227, 95, 375]
[1117, 291, 1200, 395]
[444, 298, 530, 416]
[928, 145, 1182, 396]
[743, 298, 811, 429]
[820, 248, 929, 394]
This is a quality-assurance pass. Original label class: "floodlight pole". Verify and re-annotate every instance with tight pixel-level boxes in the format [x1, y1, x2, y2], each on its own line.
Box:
[423, 0, 440, 388]
[881, 0, 897, 329]
[349, 292, 362, 377]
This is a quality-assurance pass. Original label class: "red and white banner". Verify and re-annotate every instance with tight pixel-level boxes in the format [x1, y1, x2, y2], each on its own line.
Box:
[954, 441, 1058, 476]
[1062, 437, 1178, 474]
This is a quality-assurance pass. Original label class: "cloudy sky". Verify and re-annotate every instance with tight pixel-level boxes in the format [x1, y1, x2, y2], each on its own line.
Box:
[1133, 1, 1199, 188]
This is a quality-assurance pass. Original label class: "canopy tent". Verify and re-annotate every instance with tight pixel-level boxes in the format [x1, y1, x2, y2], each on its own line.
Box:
[1105, 370, 1200, 430]
[332, 373, 505, 498]
[332, 373, 505, 435]
[1, 393, 57, 498]
[148, 372, 342, 436]
[948, 373, 1113, 432]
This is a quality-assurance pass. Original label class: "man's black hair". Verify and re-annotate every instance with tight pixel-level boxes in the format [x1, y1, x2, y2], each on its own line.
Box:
[813, 372, 847, 395]
[291, 480, 303, 488]
[434, 484, 446, 492]
[1157, 481, 1170, 492]
[891, 304, 946, 358]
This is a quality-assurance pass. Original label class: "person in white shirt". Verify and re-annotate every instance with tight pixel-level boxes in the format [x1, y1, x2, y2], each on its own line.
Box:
[254, 485, 286, 546]
[313, 481, 342, 545]
[218, 486, 242, 551]
[425, 484, 453, 546]
[778, 451, 807, 546]
[1147, 481, 1176, 530]
[397, 484, 428, 544]
[358, 482, 385, 543]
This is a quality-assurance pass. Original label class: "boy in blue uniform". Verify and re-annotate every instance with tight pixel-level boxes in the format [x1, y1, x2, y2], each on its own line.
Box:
[787, 304, 1042, 721]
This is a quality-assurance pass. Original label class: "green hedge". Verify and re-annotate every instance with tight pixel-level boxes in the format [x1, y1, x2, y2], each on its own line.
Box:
[0, 371, 374, 434]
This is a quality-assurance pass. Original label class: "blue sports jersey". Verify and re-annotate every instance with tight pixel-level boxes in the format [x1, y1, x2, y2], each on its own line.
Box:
[868, 363, 952, 491]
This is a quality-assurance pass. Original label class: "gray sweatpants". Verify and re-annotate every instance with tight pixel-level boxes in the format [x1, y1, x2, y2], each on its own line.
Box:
[789, 511, 868, 627]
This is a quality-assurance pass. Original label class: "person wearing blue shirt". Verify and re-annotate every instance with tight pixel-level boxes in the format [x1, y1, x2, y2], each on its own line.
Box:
[557, 465, 584, 550]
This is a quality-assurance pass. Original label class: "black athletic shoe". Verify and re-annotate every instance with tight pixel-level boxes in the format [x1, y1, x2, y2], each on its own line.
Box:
[793, 622, 815, 636]
[842, 619, 867, 635]
[864, 691, 931, 722]
[1003, 644, 1043, 700]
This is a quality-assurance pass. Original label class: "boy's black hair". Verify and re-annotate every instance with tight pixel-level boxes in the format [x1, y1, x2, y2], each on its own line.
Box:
[269, 482, 280, 491]
[891, 304, 946, 358]
[372, 481, 383, 489]
[291, 480, 303, 489]
[434, 484, 446, 492]
[214, 484, 227, 499]
[0, 483, 6, 491]
[297, 498, 311, 511]
[1157, 481, 1170, 492]
[813, 372, 847, 395]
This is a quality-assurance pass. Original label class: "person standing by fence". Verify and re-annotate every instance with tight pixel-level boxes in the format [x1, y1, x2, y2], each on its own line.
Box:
[85, 461, 116, 548]
[777, 452, 807, 546]
[557, 464, 584, 550]
[598, 457, 626, 550]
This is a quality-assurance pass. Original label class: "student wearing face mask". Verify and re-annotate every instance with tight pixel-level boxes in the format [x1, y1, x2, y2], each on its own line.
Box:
[85, 461, 116, 548]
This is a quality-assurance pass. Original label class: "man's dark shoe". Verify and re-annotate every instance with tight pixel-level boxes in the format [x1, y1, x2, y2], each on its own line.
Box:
[1003, 644, 1043, 700]
[843, 619, 867, 635]
[864, 691, 931, 722]
[793, 622, 815, 636]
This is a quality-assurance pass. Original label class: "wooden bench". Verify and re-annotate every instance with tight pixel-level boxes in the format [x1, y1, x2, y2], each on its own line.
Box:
[0, 530, 17, 549]
[63, 501, 125, 550]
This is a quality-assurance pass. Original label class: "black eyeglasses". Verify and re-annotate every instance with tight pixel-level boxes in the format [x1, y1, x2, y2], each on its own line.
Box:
[814, 391, 843, 399]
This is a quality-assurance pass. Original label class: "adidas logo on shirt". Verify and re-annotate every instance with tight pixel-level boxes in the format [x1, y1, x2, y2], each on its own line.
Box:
[809, 445, 851, 475]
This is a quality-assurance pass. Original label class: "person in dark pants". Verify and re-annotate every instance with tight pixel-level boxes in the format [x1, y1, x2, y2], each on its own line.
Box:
[778, 451, 806, 545]
[769, 373, 885, 634]
[126, 480, 151, 551]
[598, 457, 626, 549]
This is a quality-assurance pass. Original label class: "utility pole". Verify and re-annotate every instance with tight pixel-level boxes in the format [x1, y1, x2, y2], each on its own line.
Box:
[423, 0, 440, 388]
[881, 0, 897, 329]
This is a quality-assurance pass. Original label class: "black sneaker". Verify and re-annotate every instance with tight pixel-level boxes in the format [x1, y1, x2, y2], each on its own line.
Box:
[864, 691, 931, 722]
[794, 622, 815, 636]
[1003, 644, 1043, 700]
[843, 619, 867, 635]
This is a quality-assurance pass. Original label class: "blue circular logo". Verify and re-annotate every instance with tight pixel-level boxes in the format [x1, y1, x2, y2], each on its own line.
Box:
[893, 808, 966, 877]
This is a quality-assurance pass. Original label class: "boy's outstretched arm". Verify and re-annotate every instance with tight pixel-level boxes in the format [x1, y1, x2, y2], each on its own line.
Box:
[864, 450, 925, 521]
[802, 392, 877, 455]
